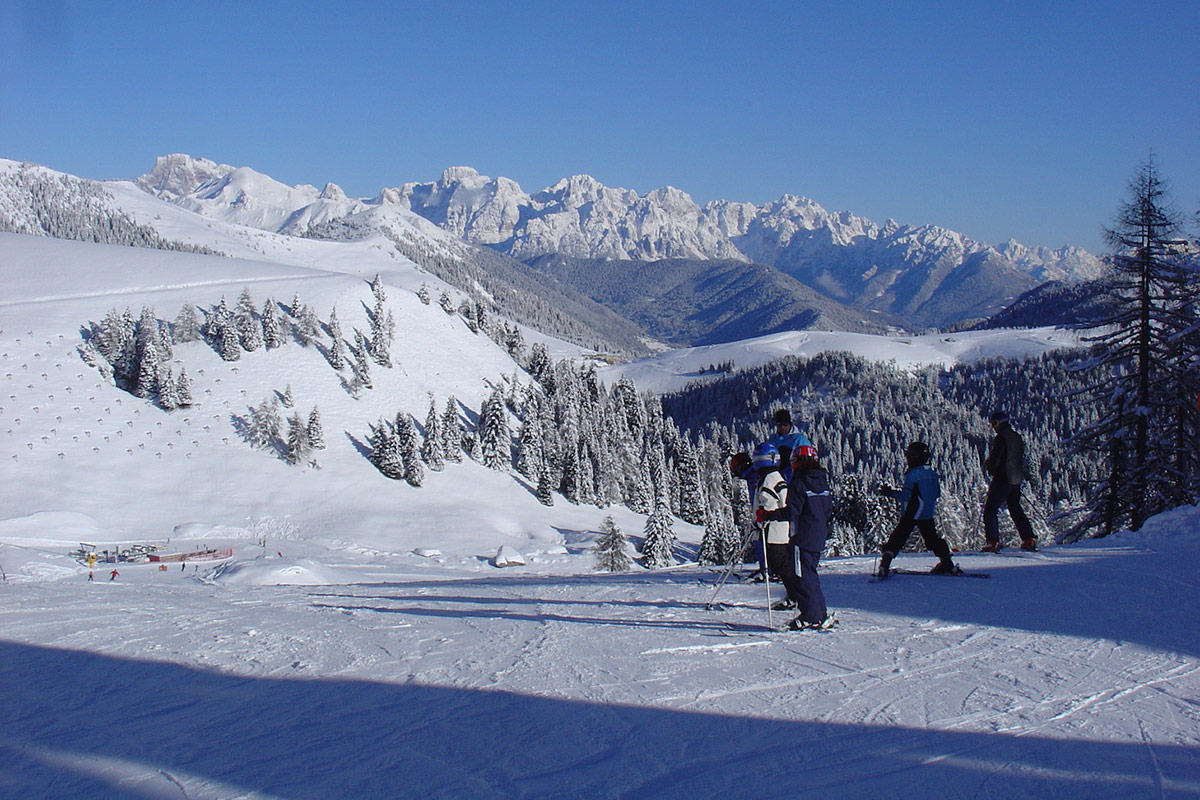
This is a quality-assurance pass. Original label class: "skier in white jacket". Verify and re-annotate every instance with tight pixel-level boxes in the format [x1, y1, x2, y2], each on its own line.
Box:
[750, 443, 795, 610]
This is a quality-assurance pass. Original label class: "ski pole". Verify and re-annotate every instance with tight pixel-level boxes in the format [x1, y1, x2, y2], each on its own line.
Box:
[762, 526, 773, 630]
[703, 523, 761, 610]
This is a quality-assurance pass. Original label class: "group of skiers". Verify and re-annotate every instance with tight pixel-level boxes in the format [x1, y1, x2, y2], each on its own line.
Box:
[728, 408, 1036, 631]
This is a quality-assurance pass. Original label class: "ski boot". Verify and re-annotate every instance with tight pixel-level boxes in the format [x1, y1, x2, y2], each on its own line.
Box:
[787, 612, 838, 632]
[771, 598, 796, 611]
[746, 570, 767, 583]
[876, 550, 895, 579]
[980, 541, 1002, 553]
[930, 559, 962, 576]
[1020, 539, 1038, 552]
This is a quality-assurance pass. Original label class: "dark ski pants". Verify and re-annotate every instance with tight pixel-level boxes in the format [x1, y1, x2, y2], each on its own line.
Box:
[983, 479, 1035, 544]
[773, 545, 826, 625]
[882, 518, 952, 562]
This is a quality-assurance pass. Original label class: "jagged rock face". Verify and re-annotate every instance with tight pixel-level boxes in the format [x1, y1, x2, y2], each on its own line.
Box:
[132, 155, 1107, 328]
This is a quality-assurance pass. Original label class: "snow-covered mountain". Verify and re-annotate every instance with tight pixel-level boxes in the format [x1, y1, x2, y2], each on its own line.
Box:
[393, 166, 1106, 327]
[135, 155, 1105, 330]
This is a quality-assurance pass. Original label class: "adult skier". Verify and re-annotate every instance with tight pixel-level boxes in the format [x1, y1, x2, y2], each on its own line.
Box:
[766, 408, 814, 481]
[876, 441, 960, 578]
[750, 443, 792, 605]
[981, 411, 1037, 552]
[764, 444, 835, 630]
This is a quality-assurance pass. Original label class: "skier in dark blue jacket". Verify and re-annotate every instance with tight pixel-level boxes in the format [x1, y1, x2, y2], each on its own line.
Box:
[876, 441, 960, 578]
[765, 444, 835, 630]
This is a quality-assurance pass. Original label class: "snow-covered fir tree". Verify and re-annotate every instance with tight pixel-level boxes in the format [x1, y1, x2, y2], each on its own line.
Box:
[173, 304, 201, 343]
[327, 307, 345, 371]
[289, 292, 304, 318]
[480, 388, 511, 471]
[370, 272, 386, 302]
[176, 368, 193, 407]
[281, 384, 294, 409]
[134, 339, 160, 400]
[350, 329, 373, 393]
[261, 299, 286, 349]
[395, 412, 424, 487]
[369, 418, 404, 480]
[536, 458, 555, 507]
[285, 412, 310, 465]
[421, 396, 444, 471]
[158, 366, 180, 411]
[593, 515, 632, 572]
[441, 396, 463, 462]
[640, 452, 678, 569]
[296, 306, 323, 347]
[307, 406, 325, 450]
[236, 288, 261, 352]
[417, 283, 431, 305]
[249, 397, 282, 451]
[439, 291, 456, 315]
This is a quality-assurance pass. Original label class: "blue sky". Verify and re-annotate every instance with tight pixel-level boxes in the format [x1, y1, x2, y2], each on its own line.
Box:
[2, 0, 1197, 253]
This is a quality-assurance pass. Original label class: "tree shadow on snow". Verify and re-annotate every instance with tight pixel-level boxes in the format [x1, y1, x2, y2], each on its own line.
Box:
[1, 641, 1194, 800]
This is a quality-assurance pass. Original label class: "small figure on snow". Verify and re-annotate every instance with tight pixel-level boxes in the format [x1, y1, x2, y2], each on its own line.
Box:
[981, 411, 1037, 552]
[876, 441, 960, 578]
[87, 571, 94, 582]
[765, 444, 835, 631]
[109, 569, 119, 581]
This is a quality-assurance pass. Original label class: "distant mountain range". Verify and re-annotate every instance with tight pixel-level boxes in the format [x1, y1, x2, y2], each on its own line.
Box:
[126, 154, 1105, 335]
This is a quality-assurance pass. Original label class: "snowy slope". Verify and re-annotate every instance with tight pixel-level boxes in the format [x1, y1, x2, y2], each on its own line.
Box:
[600, 326, 1082, 394]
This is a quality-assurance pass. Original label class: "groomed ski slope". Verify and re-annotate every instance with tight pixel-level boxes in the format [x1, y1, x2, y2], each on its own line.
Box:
[1, 511, 1199, 799]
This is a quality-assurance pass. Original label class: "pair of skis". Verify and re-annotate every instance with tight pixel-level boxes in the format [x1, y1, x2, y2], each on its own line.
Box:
[868, 567, 990, 583]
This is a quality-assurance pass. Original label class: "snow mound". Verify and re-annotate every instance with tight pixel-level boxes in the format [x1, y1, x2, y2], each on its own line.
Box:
[0, 511, 111, 546]
[173, 522, 253, 540]
[212, 558, 339, 586]
[494, 545, 526, 568]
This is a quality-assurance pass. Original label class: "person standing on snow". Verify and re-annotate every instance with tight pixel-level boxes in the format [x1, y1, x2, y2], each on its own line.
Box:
[981, 411, 1037, 552]
[765, 444, 835, 630]
[750, 444, 793, 605]
[766, 408, 814, 482]
[729, 450, 771, 583]
[876, 441, 960, 578]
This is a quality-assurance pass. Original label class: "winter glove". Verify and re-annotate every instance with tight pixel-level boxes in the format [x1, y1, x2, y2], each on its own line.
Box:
[755, 508, 766, 523]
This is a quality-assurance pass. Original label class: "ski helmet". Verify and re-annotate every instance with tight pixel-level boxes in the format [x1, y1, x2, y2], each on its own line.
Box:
[791, 444, 818, 462]
[728, 452, 751, 476]
[905, 441, 931, 467]
[751, 442, 780, 470]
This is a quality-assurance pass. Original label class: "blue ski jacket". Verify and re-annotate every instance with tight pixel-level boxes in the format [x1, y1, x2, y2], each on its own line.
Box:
[883, 465, 940, 521]
[782, 467, 832, 551]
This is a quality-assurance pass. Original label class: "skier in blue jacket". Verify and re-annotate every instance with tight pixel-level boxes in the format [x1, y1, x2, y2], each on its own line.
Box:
[876, 441, 960, 578]
[766, 408, 814, 482]
[765, 443, 835, 630]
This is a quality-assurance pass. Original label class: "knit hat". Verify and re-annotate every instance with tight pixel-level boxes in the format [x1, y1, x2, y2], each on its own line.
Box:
[773, 408, 792, 426]
[988, 410, 1009, 423]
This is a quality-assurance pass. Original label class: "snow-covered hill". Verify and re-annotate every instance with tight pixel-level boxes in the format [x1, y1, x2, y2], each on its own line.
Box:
[600, 326, 1082, 394]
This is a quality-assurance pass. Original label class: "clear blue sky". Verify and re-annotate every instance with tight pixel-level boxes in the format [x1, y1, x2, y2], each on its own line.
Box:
[2, 0, 1197, 253]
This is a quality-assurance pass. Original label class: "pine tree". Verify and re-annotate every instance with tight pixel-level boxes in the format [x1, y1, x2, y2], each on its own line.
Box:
[236, 288, 261, 351]
[327, 307, 345, 370]
[261, 299, 286, 349]
[441, 396, 463, 462]
[351, 329, 373, 392]
[307, 406, 325, 450]
[134, 339, 160, 399]
[536, 457, 555, 507]
[421, 396, 444, 471]
[158, 366, 180, 410]
[370, 272, 387, 302]
[289, 292, 304, 318]
[677, 439, 706, 525]
[395, 412, 424, 487]
[1066, 157, 1197, 536]
[176, 368, 193, 407]
[480, 389, 510, 471]
[218, 316, 241, 362]
[593, 515, 632, 572]
[285, 412, 310, 465]
[297, 307, 323, 347]
[369, 296, 392, 367]
[173, 304, 202, 343]
[417, 283, 431, 305]
[370, 418, 404, 479]
[641, 453, 678, 569]
[439, 291, 456, 315]
[250, 397, 282, 451]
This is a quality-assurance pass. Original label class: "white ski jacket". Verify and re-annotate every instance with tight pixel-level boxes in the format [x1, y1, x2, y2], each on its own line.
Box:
[755, 470, 791, 544]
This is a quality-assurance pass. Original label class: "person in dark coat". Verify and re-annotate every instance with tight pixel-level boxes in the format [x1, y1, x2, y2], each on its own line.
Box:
[765, 444, 835, 630]
[877, 441, 960, 577]
[982, 410, 1037, 552]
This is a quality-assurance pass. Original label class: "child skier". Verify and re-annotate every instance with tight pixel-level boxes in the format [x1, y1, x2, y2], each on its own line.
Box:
[750, 443, 793, 607]
[765, 444, 835, 630]
[876, 441, 960, 578]
[729, 451, 770, 581]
